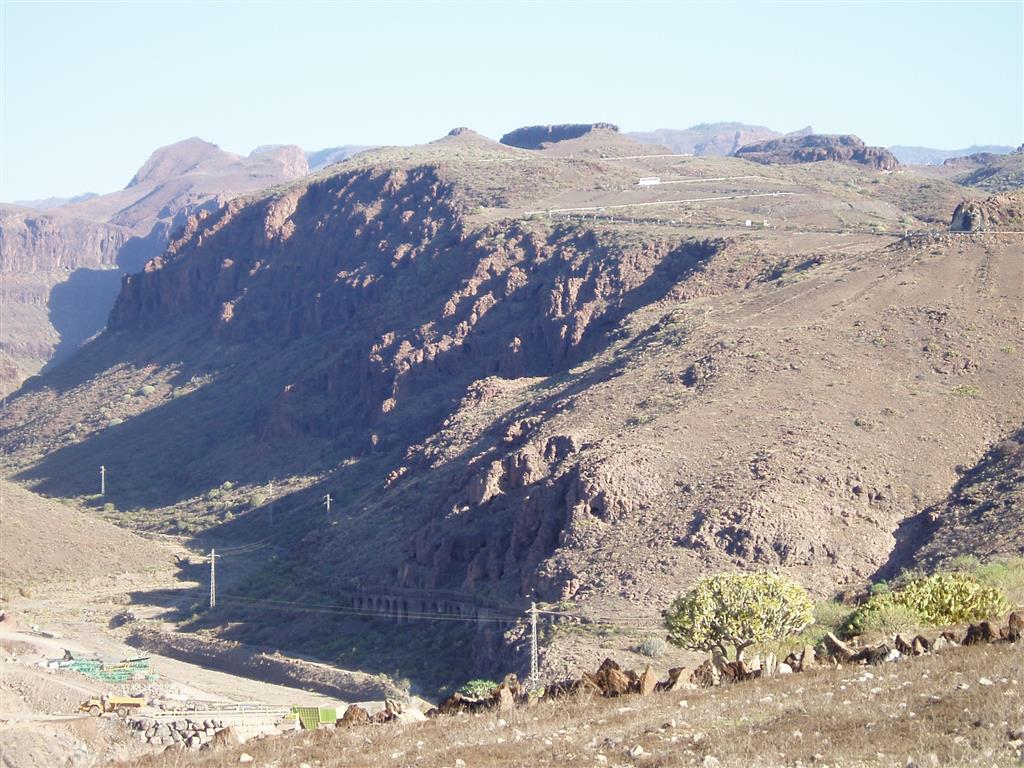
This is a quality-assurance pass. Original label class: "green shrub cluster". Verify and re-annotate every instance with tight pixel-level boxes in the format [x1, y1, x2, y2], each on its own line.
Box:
[456, 679, 498, 698]
[842, 572, 1009, 637]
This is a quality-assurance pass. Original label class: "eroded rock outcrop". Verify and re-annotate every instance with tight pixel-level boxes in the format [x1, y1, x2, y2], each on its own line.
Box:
[735, 134, 899, 170]
[500, 123, 620, 150]
[949, 192, 1024, 231]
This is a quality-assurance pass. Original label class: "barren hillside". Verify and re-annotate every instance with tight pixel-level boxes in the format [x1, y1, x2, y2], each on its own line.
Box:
[1, 128, 1021, 684]
[0, 479, 177, 593]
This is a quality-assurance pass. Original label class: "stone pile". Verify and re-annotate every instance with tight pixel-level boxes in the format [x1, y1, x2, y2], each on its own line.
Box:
[337, 698, 427, 727]
[427, 610, 1024, 718]
[127, 715, 230, 749]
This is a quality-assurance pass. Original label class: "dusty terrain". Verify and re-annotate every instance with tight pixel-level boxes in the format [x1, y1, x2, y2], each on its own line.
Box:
[127, 639, 1024, 768]
[1, 127, 1021, 691]
[0, 484, 398, 767]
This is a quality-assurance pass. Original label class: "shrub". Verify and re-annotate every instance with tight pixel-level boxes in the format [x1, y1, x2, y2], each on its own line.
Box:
[102, 502, 115, 513]
[206, 488, 223, 501]
[840, 602, 926, 638]
[457, 679, 498, 698]
[221, 481, 234, 491]
[841, 572, 1009, 638]
[249, 493, 268, 508]
[664, 571, 814, 660]
[633, 636, 669, 658]
[136, 385, 156, 397]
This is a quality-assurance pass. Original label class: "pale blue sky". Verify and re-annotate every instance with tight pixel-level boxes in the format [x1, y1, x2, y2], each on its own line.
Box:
[2, 1, 1021, 200]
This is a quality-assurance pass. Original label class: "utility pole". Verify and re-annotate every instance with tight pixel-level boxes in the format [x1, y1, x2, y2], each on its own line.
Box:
[209, 549, 217, 610]
[532, 602, 540, 684]
[268, 482, 274, 530]
[324, 493, 332, 514]
[100, 465, 106, 497]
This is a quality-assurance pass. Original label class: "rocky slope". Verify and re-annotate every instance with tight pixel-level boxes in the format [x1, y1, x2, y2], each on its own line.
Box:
[627, 122, 788, 156]
[0, 139, 308, 391]
[883, 427, 1024, 575]
[2, 132, 1020, 683]
[944, 146, 1024, 192]
[500, 123, 621, 150]
[735, 134, 899, 170]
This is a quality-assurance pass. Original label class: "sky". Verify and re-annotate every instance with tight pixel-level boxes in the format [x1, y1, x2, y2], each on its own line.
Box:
[1, 1, 1021, 201]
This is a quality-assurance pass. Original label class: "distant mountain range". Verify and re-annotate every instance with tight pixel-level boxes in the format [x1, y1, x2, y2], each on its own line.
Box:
[889, 144, 1016, 165]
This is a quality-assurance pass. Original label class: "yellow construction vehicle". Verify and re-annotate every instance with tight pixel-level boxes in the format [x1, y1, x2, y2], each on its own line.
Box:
[79, 695, 145, 717]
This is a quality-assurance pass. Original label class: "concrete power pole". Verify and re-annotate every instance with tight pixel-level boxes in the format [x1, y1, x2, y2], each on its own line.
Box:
[209, 549, 217, 610]
[100, 465, 106, 497]
[532, 602, 540, 684]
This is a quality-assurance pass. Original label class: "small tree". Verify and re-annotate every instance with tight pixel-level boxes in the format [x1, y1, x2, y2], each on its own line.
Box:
[664, 571, 814, 660]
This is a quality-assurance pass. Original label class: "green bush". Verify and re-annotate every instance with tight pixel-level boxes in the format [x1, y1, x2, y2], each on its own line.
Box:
[664, 571, 814, 660]
[221, 481, 234, 491]
[136, 385, 156, 397]
[457, 679, 498, 698]
[249, 493, 268, 508]
[956, 556, 1024, 609]
[840, 602, 926, 638]
[842, 572, 1009, 638]
[206, 488, 223, 501]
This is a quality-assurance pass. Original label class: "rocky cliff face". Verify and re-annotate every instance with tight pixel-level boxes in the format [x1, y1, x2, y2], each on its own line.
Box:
[0, 206, 128, 273]
[735, 134, 899, 170]
[0, 138, 309, 390]
[500, 123, 620, 150]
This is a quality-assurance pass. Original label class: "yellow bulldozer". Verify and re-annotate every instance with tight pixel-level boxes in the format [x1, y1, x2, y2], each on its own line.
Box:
[79, 694, 145, 717]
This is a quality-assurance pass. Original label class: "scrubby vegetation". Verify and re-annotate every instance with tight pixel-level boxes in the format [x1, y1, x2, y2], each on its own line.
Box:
[841, 572, 1009, 638]
[456, 679, 499, 697]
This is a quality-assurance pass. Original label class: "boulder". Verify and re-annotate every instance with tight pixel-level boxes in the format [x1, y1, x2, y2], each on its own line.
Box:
[337, 704, 370, 727]
[1003, 612, 1023, 643]
[797, 645, 816, 672]
[823, 632, 855, 662]
[690, 660, 720, 688]
[638, 665, 658, 696]
[964, 622, 999, 645]
[495, 686, 516, 712]
[940, 630, 961, 645]
[396, 707, 427, 723]
[594, 658, 631, 697]
[655, 667, 688, 692]
[212, 727, 240, 747]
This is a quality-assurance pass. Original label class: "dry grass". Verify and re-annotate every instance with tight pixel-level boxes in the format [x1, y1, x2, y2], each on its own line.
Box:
[132, 642, 1022, 768]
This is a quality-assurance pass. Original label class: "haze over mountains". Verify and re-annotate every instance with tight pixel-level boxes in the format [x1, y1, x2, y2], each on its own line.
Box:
[2, 119, 1020, 685]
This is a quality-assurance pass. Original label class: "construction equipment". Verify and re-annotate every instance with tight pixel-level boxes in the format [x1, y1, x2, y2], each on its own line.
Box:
[79, 695, 145, 717]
